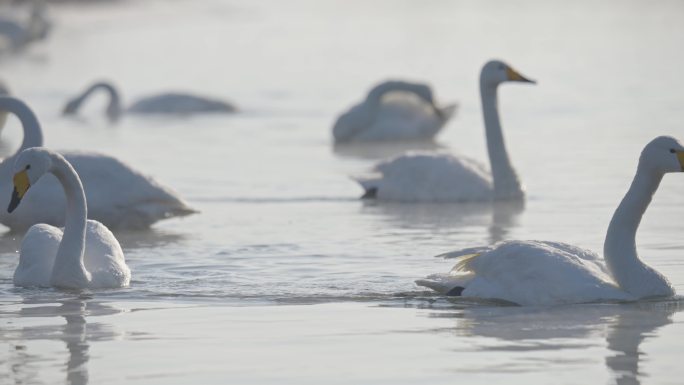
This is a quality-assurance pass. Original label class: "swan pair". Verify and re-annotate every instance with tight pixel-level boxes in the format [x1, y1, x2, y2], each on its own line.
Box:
[63, 81, 237, 123]
[333, 80, 457, 143]
[0, 96, 196, 231]
[356, 60, 534, 202]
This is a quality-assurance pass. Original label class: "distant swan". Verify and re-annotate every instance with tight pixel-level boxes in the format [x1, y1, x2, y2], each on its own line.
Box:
[416, 136, 683, 306]
[0, 96, 197, 231]
[10, 147, 130, 289]
[0, 1, 50, 52]
[333, 80, 457, 143]
[357, 60, 534, 202]
[63, 81, 237, 123]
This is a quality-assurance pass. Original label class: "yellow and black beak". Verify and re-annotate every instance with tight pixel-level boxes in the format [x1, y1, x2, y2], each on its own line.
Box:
[676, 151, 684, 171]
[506, 67, 536, 84]
[8, 170, 30, 213]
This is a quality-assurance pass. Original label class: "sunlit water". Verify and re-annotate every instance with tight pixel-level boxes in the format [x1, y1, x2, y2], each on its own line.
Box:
[1, 0, 684, 384]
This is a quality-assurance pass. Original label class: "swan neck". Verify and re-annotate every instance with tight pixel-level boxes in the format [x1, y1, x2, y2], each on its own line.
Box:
[50, 153, 89, 287]
[75, 82, 122, 120]
[480, 82, 522, 200]
[603, 165, 672, 296]
[0, 97, 44, 154]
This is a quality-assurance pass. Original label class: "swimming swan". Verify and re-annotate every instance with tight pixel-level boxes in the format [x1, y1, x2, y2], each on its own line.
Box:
[0, 96, 196, 231]
[356, 60, 534, 202]
[10, 147, 130, 289]
[416, 136, 683, 306]
[63, 81, 237, 123]
[333, 80, 457, 143]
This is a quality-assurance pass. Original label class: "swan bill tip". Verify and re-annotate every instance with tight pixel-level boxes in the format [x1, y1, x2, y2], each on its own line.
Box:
[7, 188, 22, 213]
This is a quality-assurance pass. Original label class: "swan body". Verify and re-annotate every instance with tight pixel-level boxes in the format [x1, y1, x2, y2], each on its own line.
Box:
[357, 152, 492, 202]
[0, 96, 196, 231]
[10, 147, 130, 289]
[358, 61, 534, 202]
[417, 136, 682, 305]
[333, 80, 457, 143]
[63, 81, 236, 122]
[0, 1, 50, 52]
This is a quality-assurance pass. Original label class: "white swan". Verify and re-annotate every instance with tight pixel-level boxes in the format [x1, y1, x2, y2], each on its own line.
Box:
[63, 81, 237, 123]
[0, 96, 197, 231]
[356, 60, 535, 202]
[333, 80, 457, 143]
[0, 0, 50, 52]
[416, 136, 683, 306]
[10, 147, 130, 289]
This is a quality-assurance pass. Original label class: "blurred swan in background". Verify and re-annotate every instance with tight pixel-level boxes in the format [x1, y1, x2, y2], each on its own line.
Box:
[63, 81, 237, 123]
[0, 96, 197, 231]
[0, 0, 51, 53]
[332, 80, 456, 143]
[10, 147, 131, 289]
[357, 60, 534, 202]
[0, 80, 10, 133]
[417, 136, 683, 306]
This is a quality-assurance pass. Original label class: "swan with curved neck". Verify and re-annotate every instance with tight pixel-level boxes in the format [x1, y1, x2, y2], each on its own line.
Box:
[356, 60, 534, 202]
[10, 147, 130, 289]
[417, 136, 681, 305]
[333, 80, 457, 142]
[0, 96, 196, 231]
[63, 80, 236, 123]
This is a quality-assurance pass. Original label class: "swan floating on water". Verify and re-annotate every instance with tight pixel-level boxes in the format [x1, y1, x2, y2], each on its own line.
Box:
[356, 60, 534, 202]
[0, 0, 50, 52]
[416, 136, 683, 306]
[63, 81, 237, 123]
[0, 96, 197, 231]
[333, 80, 457, 143]
[10, 147, 131, 289]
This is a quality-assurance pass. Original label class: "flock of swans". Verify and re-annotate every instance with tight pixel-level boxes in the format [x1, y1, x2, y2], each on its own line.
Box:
[2, 58, 681, 306]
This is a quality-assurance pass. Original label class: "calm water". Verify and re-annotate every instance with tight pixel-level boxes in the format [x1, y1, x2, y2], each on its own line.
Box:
[1, 0, 684, 384]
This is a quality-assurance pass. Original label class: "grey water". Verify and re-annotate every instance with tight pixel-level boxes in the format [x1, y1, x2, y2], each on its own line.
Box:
[1, 0, 684, 384]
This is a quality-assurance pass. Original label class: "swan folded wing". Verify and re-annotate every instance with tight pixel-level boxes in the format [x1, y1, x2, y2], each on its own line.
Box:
[460, 240, 632, 305]
[364, 153, 492, 202]
[13, 224, 61, 287]
[83, 220, 130, 288]
[64, 152, 197, 229]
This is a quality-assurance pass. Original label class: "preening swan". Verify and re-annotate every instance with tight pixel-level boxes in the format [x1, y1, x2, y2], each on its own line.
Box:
[357, 60, 534, 202]
[10, 147, 130, 289]
[333, 80, 457, 143]
[63, 81, 237, 123]
[0, 96, 197, 231]
[416, 136, 683, 306]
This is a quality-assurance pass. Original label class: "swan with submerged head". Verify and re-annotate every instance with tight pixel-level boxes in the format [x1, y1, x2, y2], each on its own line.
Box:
[417, 136, 682, 305]
[63, 81, 237, 123]
[10, 147, 130, 289]
[333, 80, 457, 143]
[0, 96, 196, 231]
[357, 60, 535, 202]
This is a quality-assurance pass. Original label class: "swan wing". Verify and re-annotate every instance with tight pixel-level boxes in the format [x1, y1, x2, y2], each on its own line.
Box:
[356, 153, 493, 202]
[83, 220, 130, 288]
[13, 223, 61, 287]
[431, 240, 632, 305]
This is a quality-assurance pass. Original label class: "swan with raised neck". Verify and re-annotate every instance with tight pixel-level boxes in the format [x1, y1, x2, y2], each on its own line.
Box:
[0, 96, 44, 152]
[9, 147, 130, 289]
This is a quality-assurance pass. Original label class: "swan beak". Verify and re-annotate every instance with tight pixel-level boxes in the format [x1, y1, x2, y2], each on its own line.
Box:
[506, 67, 536, 84]
[677, 151, 684, 171]
[8, 170, 30, 213]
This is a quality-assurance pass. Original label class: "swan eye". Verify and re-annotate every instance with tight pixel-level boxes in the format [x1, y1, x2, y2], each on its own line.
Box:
[25, 165, 30, 170]
[670, 149, 676, 154]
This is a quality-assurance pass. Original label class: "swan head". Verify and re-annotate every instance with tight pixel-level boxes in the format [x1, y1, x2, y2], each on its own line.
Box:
[62, 98, 80, 115]
[480, 60, 535, 88]
[7, 147, 53, 214]
[640, 136, 684, 174]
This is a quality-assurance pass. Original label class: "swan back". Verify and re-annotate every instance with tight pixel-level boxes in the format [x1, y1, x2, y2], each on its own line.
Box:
[128, 93, 236, 114]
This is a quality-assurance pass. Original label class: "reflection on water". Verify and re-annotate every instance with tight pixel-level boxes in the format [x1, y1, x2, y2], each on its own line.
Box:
[1, 295, 124, 385]
[332, 140, 446, 161]
[428, 298, 684, 385]
[361, 199, 523, 243]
